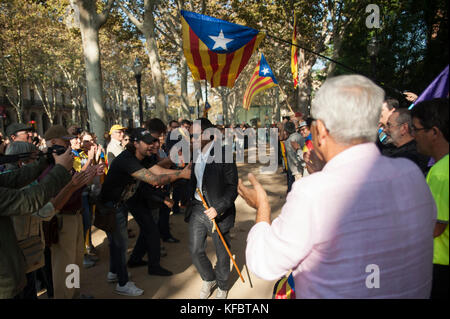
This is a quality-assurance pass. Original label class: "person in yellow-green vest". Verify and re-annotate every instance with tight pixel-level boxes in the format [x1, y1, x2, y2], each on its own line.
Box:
[411, 98, 449, 299]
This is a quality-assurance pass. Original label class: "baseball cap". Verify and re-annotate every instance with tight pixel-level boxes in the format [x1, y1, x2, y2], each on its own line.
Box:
[6, 123, 31, 136]
[109, 124, 126, 135]
[44, 125, 76, 141]
[298, 121, 308, 128]
[130, 128, 158, 145]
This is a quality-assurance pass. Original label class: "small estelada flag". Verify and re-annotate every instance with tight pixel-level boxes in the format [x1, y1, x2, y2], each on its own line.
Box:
[203, 101, 211, 117]
[243, 54, 278, 110]
[291, 15, 299, 88]
[181, 10, 265, 88]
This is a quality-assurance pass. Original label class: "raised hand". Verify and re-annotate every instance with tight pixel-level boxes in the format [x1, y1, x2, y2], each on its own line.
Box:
[180, 162, 192, 179]
[238, 173, 269, 210]
[53, 147, 74, 171]
[304, 150, 326, 174]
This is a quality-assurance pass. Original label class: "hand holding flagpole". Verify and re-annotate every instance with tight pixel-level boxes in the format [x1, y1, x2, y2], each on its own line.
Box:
[196, 188, 245, 283]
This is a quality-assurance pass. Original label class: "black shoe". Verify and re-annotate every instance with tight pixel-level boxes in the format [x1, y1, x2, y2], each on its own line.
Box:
[127, 259, 148, 268]
[148, 266, 173, 276]
[163, 237, 180, 243]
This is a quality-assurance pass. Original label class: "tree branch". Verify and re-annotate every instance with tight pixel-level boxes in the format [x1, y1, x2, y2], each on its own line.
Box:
[118, 1, 144, 33]
[96, 0, 115, 28]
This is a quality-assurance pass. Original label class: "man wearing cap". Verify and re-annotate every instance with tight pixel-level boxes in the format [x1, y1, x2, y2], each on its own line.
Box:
[284, 121, 305, 193]
[291, 119, 314, 177]
[99, 128, 191, 297]
[43, 125, 102, 299]
[0, 134, 74, 299]
[106, 124, 126, 166]
[6, 123, 33, 144]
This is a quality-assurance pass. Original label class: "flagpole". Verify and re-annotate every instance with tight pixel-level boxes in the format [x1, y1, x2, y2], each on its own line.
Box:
[196, 188, 245, 283]
[277, 85, 295, 114]
[265, 32, 403, 96]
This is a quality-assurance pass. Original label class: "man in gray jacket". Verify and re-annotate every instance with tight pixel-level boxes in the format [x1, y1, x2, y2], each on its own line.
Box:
[284, 121, 305, 193]
[0, 146, 73, 299]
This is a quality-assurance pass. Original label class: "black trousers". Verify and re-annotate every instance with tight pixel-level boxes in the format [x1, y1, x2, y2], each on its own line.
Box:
[128, 202, 161, 269]
[431, 264, 449, 299]
[173, 180, 189, 213]
[158, 204, 172, 240]
[188, 200, 234, 290]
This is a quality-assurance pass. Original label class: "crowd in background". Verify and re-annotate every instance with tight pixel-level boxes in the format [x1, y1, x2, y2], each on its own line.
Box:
[0, 85, 448, 299]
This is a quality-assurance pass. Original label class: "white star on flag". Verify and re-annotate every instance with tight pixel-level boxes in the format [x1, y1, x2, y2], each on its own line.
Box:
[209, 30, 233, 50]
[261, 67, 270, 75]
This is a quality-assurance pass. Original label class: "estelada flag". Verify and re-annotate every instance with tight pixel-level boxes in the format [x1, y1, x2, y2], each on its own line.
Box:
[203, 101, 211, 117]
[291, 16, 299, 88]
[243, 54, 278, 110]
[181, 10, 265, 88]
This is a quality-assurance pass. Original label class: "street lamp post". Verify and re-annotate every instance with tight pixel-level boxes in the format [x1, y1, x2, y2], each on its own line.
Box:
[195, 90, 202, 119]
[132, 57, 144, 127]
[367, 36, 379, 80]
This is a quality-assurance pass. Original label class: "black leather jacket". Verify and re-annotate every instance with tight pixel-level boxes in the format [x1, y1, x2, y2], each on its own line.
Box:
[185, 146, 238, 223]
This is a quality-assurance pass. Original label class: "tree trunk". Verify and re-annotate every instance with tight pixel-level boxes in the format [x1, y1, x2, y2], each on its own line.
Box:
[180, 53, 191, 118]
[143, 26, 168, 123]
[79, 24, 106, 143]
[75, 0, 112, 144]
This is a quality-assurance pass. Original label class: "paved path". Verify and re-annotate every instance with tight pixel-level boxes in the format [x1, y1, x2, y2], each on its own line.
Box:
[45, 150, 288, 299]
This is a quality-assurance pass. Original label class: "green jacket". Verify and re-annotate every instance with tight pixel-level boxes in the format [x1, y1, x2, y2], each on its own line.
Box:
[0, 157, 71, 299]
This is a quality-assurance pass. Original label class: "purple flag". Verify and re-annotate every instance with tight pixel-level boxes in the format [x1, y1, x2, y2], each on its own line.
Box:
[409, 65, 449, 109]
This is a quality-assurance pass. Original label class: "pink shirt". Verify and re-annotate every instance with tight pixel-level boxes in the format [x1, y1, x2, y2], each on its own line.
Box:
[246, 143, 436, 298]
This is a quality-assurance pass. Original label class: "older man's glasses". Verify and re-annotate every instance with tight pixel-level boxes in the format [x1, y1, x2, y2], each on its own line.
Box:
[386, 122, 405, 129]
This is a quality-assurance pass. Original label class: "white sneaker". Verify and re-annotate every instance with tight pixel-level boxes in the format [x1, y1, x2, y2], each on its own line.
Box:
[114, 281, 144, 297]
[215, 288, 228, 299]
[199, 280, 216, 299]
[107, 272, 131, 283]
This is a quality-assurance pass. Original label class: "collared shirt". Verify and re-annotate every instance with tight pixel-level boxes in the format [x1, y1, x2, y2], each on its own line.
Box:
[106, 138, 124, 166]
[194, 141, 214, 202]
[246, 143, 436, 298]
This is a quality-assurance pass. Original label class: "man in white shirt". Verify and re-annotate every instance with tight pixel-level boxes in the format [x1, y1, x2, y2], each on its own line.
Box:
[186, 118, 238, 299]
[239, 75, 436, 298]
[106, 124, 126, 166]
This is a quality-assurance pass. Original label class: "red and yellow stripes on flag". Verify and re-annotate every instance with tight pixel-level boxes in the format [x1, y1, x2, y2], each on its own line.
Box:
[291, 16, 299, 88]
[280, 140, 288, 171]
[181, 16, 265, 88]
[242, 60, 277, 110]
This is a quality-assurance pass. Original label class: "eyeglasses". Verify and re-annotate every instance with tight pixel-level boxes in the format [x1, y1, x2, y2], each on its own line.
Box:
[410, 125, 429, 134]
[386, 122, 405, 129]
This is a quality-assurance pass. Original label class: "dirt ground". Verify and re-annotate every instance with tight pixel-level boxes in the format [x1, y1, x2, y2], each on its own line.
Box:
[41, 151, 288, 299]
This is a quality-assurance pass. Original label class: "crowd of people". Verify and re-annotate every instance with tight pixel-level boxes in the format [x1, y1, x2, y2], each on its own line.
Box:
[0, 74, 448, 300]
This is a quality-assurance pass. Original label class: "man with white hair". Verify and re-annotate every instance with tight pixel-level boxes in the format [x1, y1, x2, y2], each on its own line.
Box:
[239, 75, 436, 298]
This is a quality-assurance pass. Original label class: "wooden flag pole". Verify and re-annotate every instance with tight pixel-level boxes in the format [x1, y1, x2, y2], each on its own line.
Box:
[196, 188, 245, 283]
[277, 85, 295, 114]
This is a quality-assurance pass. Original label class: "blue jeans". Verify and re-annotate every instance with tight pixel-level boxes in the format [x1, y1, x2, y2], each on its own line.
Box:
[106, 203, 129, 286]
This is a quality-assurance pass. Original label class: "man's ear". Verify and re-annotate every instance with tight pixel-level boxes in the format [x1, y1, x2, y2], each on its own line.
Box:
[431, 126, 441, 140]
[314, 120, 328, 146]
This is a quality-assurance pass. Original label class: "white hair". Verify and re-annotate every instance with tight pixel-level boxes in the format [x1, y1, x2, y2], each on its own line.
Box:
[311, 74, 385, 144]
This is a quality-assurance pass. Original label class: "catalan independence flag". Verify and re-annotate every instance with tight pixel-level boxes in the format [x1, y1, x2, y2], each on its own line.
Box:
[291, 16, 299, 88]
[242, 54, 278, 110]
[203, 101, 211, 117]
[181, 10, 265, 88]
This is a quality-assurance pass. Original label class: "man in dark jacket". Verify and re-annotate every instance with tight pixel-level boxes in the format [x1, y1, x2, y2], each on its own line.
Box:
[0, 147, 73, 299]
[186, 118, 238, 299]
[383, 108, 430, 175]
